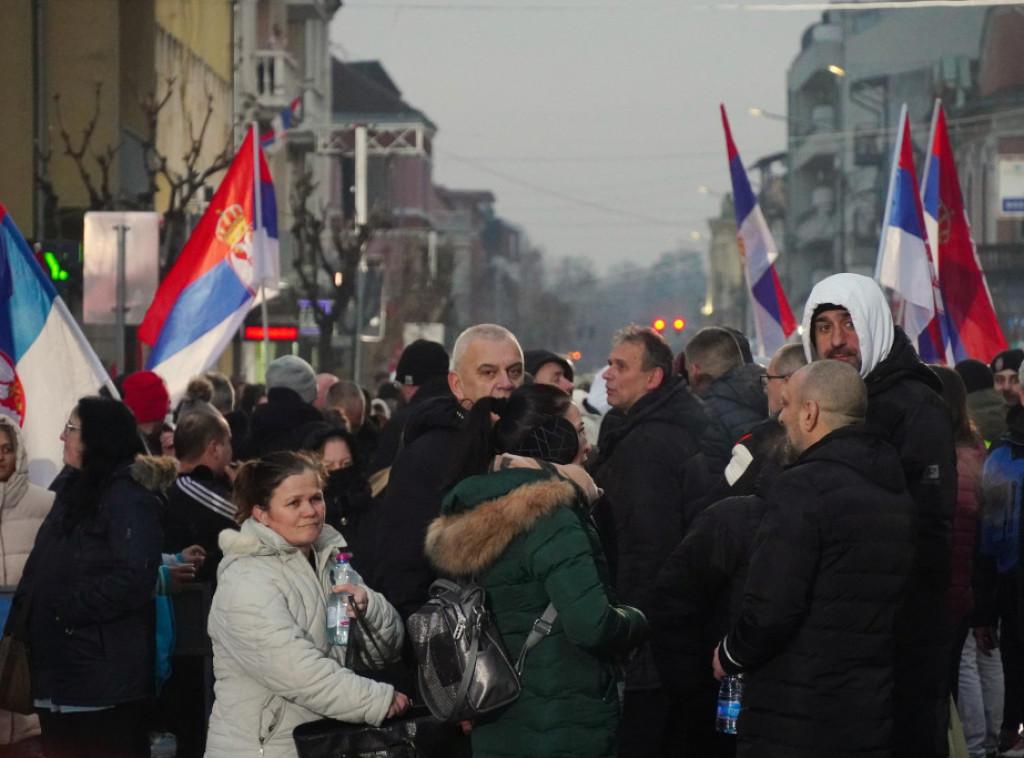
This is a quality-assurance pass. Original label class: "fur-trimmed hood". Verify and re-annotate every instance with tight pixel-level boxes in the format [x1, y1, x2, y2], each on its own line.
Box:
[129, 454, 179, 493]
[425, 470, 578, 579]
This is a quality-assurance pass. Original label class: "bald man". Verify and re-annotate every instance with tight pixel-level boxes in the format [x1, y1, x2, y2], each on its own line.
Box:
[714, 360, 916, 758]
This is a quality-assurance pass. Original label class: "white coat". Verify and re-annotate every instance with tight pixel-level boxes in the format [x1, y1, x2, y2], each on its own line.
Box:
[204, 519, 403, 758]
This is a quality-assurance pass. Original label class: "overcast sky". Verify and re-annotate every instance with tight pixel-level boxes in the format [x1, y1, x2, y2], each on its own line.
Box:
[330, 1, 822, 275]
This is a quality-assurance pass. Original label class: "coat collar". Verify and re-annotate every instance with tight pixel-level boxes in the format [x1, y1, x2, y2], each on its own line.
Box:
[426, 471, 577, 579]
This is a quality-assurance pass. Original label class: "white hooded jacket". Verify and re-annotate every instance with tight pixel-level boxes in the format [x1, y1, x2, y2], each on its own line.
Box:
[800, 272, 894, 379]
[205, 519, 403, 758]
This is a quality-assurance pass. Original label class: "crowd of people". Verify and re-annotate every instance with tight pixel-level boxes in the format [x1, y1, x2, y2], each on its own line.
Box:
[1, 270, 1023, 758]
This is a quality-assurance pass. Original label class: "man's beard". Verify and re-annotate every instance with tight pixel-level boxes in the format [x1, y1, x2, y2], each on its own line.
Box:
[824, 348, 862, 373]
[777, 435, 800, 467]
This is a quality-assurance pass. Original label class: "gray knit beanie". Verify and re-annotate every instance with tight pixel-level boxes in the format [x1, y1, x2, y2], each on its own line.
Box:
[266, 355, 318, 404]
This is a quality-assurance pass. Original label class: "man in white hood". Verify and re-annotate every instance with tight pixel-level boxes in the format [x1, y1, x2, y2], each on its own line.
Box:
[802, 272, 957, 758]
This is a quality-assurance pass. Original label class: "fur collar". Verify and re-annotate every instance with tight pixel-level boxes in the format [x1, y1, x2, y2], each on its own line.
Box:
[425, 477, 577, 579]
[129, 455, 178, 492]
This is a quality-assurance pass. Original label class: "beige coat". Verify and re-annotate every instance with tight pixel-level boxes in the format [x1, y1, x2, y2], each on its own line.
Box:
[0, 416, 55, 745]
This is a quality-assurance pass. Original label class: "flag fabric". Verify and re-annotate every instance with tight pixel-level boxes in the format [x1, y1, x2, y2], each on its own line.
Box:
[720, 105, 797, 358]
[139, 126, 278, 400]
[260, 96, 302, 151]
[875, 105, 945, 362]
[0, 202, 116, 486]
[921, 101, 1007, 364]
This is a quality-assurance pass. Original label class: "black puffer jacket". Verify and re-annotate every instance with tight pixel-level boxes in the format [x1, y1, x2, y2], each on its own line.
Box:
[592, 375, 720, 688]
[700, 363, 768, 451]
[651, 493, 765, 697]
[719, 425, 915, 758]
[18, 457, 175, 707]
[361, 393, 465, 618]
[865, 328, 957, 757]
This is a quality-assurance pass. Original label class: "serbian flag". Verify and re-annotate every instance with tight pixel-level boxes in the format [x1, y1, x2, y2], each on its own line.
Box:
[0, 203, 116, 485]
[720, 105, 796, 358]
[140, 126, 278, 399]
[875, 105, 945, 362]
[921, 101, 1007, 363]
[260, 96, 302, 151]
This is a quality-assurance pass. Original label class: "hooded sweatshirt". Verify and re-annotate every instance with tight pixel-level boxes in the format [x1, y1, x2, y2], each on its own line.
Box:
[0, 416, 54, 745]
[799, 272, 957, 757]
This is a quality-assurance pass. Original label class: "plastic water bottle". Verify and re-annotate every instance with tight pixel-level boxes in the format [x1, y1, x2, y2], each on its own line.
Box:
[326, 552, 357, 647]
[716, 674, 744, 734]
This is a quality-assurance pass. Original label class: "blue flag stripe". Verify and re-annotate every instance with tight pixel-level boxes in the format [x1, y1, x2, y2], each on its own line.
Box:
[147, 261, 253, 367]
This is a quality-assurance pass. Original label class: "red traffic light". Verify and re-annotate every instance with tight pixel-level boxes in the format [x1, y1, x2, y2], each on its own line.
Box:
[673, 318, 685, 331]
[653, 318, 666, 331]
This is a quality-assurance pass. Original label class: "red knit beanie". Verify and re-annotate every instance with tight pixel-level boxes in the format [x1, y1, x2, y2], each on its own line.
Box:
[122, 371, 170, 424]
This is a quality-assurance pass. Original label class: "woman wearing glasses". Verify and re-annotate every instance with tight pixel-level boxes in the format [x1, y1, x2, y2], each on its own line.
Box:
[10, 397, 175, 758]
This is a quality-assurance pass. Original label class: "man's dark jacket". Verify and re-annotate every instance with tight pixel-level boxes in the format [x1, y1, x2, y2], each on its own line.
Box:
[592, 375, 718, 688]
[163, 465, 236, 585]
[864, 327, 958, 758]
[361, 393, 465, 618]
[700, 363, 768, 453]
[369, 376, 452, 477]
[720, 425, 916, 758]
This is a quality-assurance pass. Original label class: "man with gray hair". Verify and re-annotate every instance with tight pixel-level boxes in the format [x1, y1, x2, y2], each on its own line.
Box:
[714, 360, 916, 757]
[366, 323, 524, 618]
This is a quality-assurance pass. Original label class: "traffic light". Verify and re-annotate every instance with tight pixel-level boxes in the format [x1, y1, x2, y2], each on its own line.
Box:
[35, 240, 82, 300]
[653, 317, 686, 332]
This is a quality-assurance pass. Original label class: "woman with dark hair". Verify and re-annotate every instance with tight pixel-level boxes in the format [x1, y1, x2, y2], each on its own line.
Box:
[425, 383, 647, 758]
[13, 396, 175, 758]
[302, 426, 374, 555]
[204, 451, 409, 758]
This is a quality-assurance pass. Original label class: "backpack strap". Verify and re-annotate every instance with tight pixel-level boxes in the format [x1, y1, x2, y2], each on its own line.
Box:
[514, 602, 557, 676]
[450, 605, 484, 720]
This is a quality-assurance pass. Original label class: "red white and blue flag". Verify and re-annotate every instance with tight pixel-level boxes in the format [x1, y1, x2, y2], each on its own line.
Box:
[921, 101, 1007, 364]
[720, 105, 797, 359]
[140, 126, 278, 399]
[260, 96, 302, 151]
[0, 203, 115, 485]
[875, 105, 946, 362]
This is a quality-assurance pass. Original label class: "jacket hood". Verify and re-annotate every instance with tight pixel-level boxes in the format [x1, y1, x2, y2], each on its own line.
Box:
[864, 326, 944, 397]
[403, 393, 465, 445]
[0, 415, 30, 509]
[129, 455, 179, 492]
[801, 273, 894, 378]
[426, 470, 577, 579]
[704, 363, 768, 418]
[793, 424, 906, 492]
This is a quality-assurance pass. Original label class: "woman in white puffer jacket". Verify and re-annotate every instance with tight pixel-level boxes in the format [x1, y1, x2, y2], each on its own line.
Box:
[0, 415, 54, 749]
[204, 451, 409, 758]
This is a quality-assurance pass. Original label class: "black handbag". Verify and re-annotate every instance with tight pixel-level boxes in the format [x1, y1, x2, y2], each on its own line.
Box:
[292, 705, 467, 758]
[0, 592, 33, 715]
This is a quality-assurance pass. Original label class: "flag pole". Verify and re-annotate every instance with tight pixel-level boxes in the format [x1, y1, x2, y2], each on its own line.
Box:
[252, 122, 270, 365]
[875, 104, 907, 281]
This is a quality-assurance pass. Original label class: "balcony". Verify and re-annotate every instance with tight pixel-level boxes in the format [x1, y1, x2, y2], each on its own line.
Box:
[252, 49, 300, 111]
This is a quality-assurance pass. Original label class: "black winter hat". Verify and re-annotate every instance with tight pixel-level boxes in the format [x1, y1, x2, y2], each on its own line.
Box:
[955, 359, 993, 394]
[990, 349, 1024, 375]
[523, 350, 574, 383]
[395, 340, 450, 386]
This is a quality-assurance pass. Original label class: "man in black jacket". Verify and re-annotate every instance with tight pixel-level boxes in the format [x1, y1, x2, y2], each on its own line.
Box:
[801, 272, 957, 758]
[592, 324, 719, 757]
[365, 323, 524, 618]
[714, 359, 916, 758]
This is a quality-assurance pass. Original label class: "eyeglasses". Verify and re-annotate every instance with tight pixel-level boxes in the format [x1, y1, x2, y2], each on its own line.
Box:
[63, 422, 81, 433]
[759, 374, 790, 391]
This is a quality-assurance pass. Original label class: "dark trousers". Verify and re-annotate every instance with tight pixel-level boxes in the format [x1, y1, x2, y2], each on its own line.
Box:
[37, 703, 149, 758]
[999, 575, 1024, 733]
[618, 688, 688, 758]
